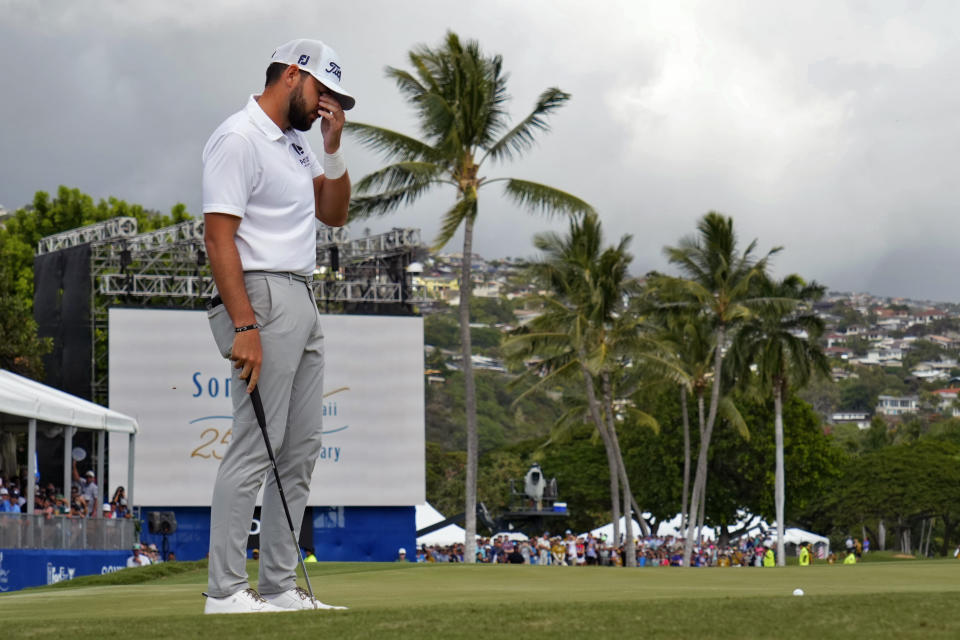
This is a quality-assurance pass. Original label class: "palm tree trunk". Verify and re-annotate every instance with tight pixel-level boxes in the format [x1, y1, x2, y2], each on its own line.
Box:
[684, 326, 726, 566]
[774, 380, 786, 567]
[631, 494, 651, 537]
[602, 372, 636, 567]
[680, 386, 691, 539]
[694, 393, 708, 546]
[579, 361, 621, 545]
[460, 215, 478, 564]
[696, 479, 707, 546]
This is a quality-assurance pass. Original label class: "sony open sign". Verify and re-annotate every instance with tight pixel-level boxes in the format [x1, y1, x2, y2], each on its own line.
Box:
[107, 308, 425, 507]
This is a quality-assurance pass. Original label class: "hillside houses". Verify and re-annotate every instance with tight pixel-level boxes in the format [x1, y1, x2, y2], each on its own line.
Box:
[816, 293, 960, 426]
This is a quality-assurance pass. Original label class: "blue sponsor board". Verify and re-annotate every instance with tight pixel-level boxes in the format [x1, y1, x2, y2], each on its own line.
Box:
[0, 507, 415, 592]
[0, 549, 129, 593]
[136, 506, 415, 563]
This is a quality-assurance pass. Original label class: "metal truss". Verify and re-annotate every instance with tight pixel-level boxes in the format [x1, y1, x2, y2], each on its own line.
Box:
[313, 280, 428, 303]
[36, 217, 428, 403]
[36, 217, 138, 255]
[316, 227, 422, 267]
[316, 224, 350, 249]
[98, 274, 216, 298]
[119, 219, 204, 252]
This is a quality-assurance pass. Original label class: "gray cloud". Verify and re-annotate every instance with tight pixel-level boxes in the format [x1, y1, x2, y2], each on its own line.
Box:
[2, 0, 959, 300]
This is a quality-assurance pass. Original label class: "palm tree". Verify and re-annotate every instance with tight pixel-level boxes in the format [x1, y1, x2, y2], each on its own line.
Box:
[657, 311, 749, 541]
[728, 274, 830, 566]
[658, 312, 712, 538]
[650, 212, 780, 566]
[504, 212, 675, 565]
[346, 32, 594, 562]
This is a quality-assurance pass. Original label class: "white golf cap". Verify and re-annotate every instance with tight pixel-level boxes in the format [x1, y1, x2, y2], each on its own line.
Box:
[398, 547, 406, 554]
[271, 39, 356, 110]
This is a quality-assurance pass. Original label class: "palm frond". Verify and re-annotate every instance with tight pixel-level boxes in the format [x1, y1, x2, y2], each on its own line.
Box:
[385, 67, 430, 102]
[500, 179, 595, 216]
[625, 408, 661, 435]
[345, 122, 444, 163]
[353, 161, 450, 195]
[719, 395, 750, 440]
[432, 194, 477, 249]
[510, 359, 581, 405]
[348, 178, 439, 219]
[482, 88, 571, 163]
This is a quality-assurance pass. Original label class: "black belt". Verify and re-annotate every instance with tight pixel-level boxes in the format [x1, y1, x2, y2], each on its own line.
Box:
[207, 294, 223, 309]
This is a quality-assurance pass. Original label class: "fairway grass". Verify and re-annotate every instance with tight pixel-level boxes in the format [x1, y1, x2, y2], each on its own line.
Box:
[2, 561, 958, 638]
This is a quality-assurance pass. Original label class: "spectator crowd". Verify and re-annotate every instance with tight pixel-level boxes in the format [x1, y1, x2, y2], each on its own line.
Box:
[412, 531, 861, 567]
[0, 461, 132, 520]
[126, 542, 171, 567]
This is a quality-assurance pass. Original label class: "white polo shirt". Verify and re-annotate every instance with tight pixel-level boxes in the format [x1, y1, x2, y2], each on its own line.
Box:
[202, 95, 324, 275]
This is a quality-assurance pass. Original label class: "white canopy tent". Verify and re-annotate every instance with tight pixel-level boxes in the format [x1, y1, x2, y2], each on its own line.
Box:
[415, 502, 467, 546]
[779, 527, 829, 546]
[492, 531, 529, 542]
[587, 516, 646, 541]
[653, 513, 719, 541]
[655, 510, 771, 542]
[773, 527, 831, 557]
[0, 369, 139, 514]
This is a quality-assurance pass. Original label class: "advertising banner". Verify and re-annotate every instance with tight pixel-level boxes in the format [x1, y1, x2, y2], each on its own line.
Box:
[0, 549, 129, 593]
[108, 308, 425, 506]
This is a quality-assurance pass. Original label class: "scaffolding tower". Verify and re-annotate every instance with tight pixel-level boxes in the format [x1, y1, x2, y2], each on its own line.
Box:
[36, 217, 428, 405]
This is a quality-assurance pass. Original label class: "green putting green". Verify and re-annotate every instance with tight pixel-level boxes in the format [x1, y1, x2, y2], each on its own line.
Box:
[1, 560, 958, 638]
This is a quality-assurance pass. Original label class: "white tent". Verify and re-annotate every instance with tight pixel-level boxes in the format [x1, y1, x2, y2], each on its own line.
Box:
[654, 513, 718, 541]
[780, 527, 829, 546]
[763, 527, 831, 558]
[415, 503, 466, 546]
[587, 517, 646, 540]
[0, 370, 138, 434]
[492, 531, 528, 541]
[0, 369, 139, 514]
[655, 510, 770, 542]
[585, 515, 716, 542]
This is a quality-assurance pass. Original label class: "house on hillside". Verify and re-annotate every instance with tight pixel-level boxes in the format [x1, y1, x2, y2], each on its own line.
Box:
[826, 333, 847, 348]
[875, 395, 919, 416]
[472, 280, 503, 298]
[831, 412, 871, 430]
[911, 309, 948, 325]
[927, 335, 958, 349]
[415, 274, 460, 302]
[911, 359, 956, 383]
[830, 367, 858, 381]
[826, 346, 853, 361]
[932, 388, 960, 417]
[859, 347, 902, 367]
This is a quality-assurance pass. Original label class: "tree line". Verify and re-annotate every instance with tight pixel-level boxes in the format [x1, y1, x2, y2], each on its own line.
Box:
[350, 30, 960, 564]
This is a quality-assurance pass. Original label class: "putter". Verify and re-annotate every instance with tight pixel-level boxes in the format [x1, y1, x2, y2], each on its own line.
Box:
[250, 385, 318, 609]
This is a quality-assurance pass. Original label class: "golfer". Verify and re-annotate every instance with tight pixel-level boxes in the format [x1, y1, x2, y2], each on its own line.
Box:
[201, 38, 353, 614]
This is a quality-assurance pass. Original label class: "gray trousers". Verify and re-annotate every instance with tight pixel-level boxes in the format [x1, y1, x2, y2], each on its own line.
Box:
[206, 272, 324, 597]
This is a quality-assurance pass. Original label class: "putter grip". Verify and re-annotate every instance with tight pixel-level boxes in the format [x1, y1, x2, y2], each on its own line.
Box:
[250, 386, 268, 428]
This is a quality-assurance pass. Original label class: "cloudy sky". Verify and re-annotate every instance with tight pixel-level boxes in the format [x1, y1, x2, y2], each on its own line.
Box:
[2, 0, 959, 300]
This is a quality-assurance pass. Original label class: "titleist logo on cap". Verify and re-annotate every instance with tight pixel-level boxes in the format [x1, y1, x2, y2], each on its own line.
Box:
[325, 61, 341, 80]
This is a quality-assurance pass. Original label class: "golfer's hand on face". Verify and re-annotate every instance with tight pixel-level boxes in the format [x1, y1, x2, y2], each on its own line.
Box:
[231, 330, 262, 393]
[317, 94, 344, 153]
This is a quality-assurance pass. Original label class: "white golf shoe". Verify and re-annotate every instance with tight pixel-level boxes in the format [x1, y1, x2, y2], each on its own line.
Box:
[203, 588, 287, 614]
[263, 586, 348, 611]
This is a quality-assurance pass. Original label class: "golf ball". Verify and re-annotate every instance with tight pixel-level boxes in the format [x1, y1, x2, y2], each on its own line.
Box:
[792, 588, 804, 596]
